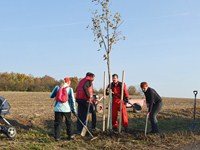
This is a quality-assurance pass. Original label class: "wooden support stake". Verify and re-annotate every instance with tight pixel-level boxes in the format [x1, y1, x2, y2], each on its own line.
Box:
[109, 74, 113, 130]
[107, 81, 110, 130]
[107, 74, 113, 130]
[109, 88, 113, 130]
[103, 71, 106, 131]
[119, 70, 125, 133]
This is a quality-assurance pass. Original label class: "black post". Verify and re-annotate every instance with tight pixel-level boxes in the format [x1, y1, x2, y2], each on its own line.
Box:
[193, 90, 198, 121]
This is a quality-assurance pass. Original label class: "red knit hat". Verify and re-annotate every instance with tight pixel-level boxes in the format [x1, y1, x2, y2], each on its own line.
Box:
[64, 78, 71, 83]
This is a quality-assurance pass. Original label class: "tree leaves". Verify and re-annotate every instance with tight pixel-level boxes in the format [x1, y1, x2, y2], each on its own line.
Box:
[90, 0, 125, 87]
[91, 0, 125, 55]
[0, 72, 79, 92]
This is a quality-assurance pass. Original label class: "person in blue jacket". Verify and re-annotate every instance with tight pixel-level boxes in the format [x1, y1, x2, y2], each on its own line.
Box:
[50, 78, 76, 141]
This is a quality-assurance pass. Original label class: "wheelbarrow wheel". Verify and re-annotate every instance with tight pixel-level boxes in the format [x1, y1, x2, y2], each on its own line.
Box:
[6, 126, 17, 139]
[96, 103, 103, 114]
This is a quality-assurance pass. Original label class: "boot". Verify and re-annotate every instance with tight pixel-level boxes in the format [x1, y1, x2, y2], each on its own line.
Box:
[112, 127, 118, 132]
[67, 134, 75, 140]
[151, 123, 160, 134]
[124, 127, 128, 133]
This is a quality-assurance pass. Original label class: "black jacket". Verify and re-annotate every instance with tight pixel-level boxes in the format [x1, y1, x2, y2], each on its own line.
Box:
[144, 87, 162, 112]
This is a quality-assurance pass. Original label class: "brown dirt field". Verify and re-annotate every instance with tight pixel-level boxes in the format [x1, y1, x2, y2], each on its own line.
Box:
[0, 91, 200, 150]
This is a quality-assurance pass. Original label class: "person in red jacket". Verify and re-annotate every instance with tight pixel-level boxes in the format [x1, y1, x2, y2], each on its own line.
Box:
[106, 74, 129, 132]
[76, 72, 95, 133]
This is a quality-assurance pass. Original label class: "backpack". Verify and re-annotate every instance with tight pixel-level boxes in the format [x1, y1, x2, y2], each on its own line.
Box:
[56, 87, 68, 103]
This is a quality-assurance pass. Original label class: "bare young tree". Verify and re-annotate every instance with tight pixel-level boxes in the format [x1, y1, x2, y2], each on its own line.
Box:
[90, 0, 125, 130]
[91, 0, 125, 84]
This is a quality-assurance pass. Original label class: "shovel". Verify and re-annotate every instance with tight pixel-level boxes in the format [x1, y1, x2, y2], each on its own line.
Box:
[145, 113, 149, 137]
[127, 102, 142, 113]
[74, 114, 97, 141]
[189, 90, 198, 130]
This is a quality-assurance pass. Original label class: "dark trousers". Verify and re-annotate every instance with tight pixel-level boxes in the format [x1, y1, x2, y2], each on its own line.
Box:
[76, 100, 97, 132]
[54, 112, 72, 139]
[76, 100, 89, 132]
[90, 103, 97, 129]
[149, 101, 163, 133]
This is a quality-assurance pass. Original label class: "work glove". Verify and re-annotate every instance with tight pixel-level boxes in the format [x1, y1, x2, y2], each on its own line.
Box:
[106, 88, 110, 95]
[123, 97, 129, 104]
[72, 111, 77, 117]
[89, 95, 94, 102]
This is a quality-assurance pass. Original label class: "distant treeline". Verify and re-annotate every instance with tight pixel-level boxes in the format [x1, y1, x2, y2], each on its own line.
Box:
[0, 72, 141, 95]
[0, 72, 78, 92]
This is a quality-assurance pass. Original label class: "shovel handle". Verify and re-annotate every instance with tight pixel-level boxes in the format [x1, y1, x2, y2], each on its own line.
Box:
[193, 91, 198, 96]
[145, 113, 149, 137]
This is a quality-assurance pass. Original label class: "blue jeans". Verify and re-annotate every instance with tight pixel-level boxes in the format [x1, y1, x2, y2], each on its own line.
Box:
[149, 101, 163, 133]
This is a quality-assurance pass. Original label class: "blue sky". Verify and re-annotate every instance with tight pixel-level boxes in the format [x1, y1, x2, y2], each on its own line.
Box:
[0, 0, 200, 98]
